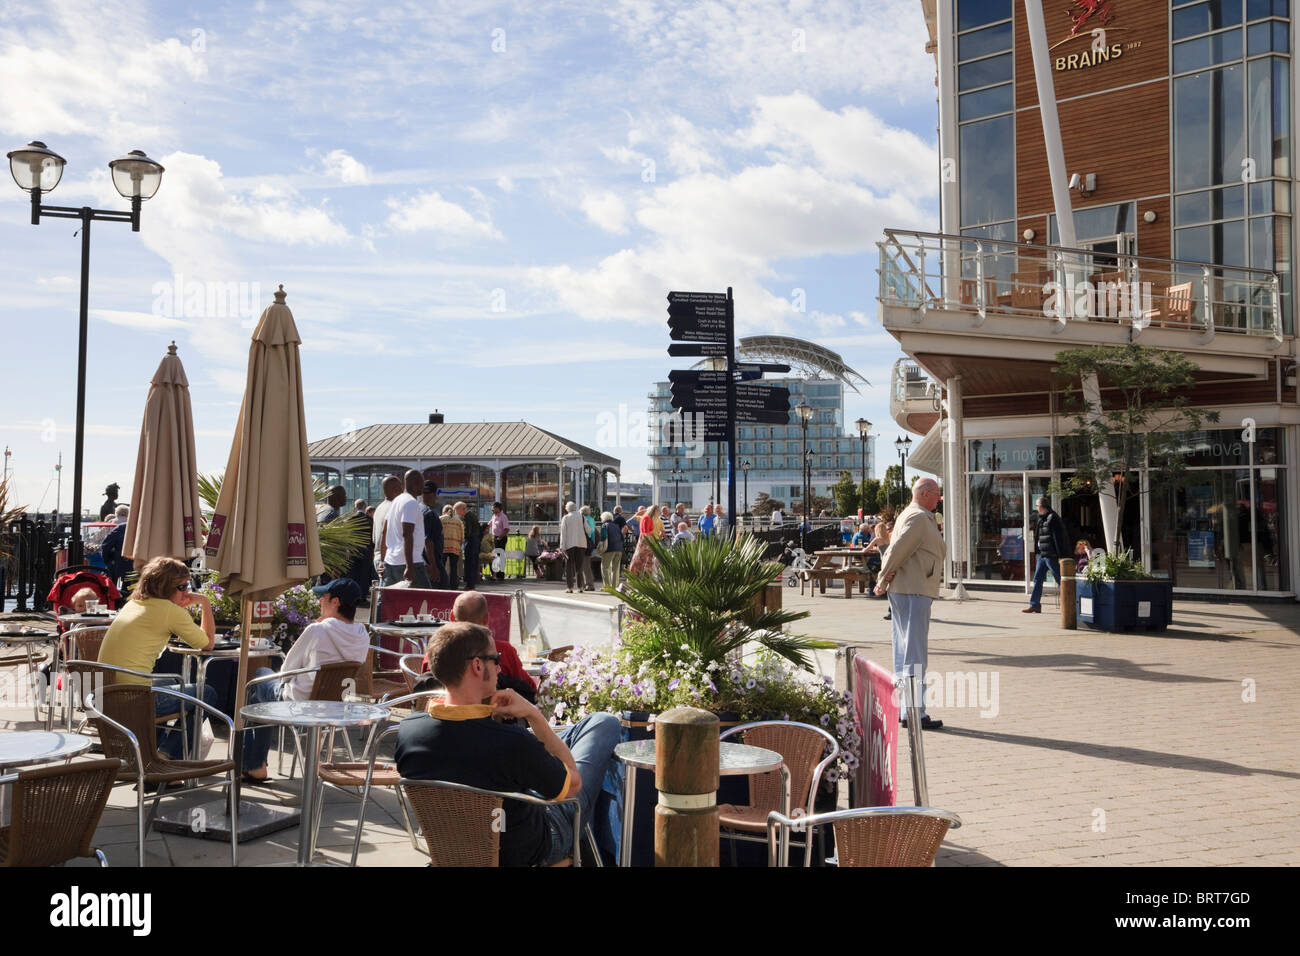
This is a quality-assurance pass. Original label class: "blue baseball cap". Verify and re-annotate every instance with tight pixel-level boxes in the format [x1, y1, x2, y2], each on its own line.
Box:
[311, 577, 365, 606]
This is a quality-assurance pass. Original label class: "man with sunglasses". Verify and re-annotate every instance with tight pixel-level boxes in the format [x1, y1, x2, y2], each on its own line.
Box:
[397, 622, 621, 866]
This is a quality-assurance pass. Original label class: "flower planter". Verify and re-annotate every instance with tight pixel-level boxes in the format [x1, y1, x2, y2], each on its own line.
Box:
[1077, 579, 1173, 632]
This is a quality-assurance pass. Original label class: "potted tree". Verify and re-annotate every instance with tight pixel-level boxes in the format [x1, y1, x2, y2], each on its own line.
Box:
[1052, 345, 1218, 631]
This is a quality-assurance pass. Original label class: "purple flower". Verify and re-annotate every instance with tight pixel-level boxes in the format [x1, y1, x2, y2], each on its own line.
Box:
[632, 683, 644, 697]
[820, 713, 831, 726]
[554, 672, 565, 685]
[668, 678, 680, 690]
[707, 680, 717, 692]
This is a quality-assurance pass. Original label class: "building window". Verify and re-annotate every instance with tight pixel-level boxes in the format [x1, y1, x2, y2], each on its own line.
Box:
[957, 0, 1012, 32]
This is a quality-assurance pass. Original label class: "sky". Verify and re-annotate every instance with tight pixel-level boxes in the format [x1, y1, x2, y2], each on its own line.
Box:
[0, 0, 939, 517]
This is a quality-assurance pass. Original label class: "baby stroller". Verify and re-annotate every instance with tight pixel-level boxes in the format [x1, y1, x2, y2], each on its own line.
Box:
[47, 567, 122, 627]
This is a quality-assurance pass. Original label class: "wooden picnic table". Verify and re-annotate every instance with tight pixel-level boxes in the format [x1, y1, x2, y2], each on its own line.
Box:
[804, 548, 877, 598]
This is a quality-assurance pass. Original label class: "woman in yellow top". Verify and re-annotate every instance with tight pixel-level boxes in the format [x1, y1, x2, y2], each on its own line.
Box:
[99, 557, 220, 759]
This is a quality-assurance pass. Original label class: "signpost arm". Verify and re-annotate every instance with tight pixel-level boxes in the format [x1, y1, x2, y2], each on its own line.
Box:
[726, 288, 737, 529]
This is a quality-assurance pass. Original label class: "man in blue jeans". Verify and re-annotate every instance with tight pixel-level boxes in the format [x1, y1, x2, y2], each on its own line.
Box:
[1025, 496, 1070, 613]
[396, 622, 621, 866]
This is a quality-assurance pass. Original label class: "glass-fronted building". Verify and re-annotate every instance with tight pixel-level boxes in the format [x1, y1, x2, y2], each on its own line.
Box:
[879, 0, 1300, 597]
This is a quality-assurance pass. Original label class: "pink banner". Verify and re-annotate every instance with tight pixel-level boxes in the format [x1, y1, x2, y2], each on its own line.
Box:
[377, 587, 514, 649]
[851, 654, 898, 808]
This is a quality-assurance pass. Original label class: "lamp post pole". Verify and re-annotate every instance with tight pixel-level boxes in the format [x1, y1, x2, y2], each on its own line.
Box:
[672, 459, 683, 506]
[796, 403, 813, 551]
[741, 459, 751, 517]
[894, 435, 912, 509]
[555, 457, 566, 523]
[7, 142, 164, 566]
[856, 418, 871, 516]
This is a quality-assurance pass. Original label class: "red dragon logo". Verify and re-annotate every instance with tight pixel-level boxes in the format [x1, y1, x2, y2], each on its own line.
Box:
[1066, 0, 1115, 39]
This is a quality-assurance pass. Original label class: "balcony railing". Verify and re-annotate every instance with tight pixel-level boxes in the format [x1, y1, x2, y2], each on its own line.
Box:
[878, 229, 1284, 344]
[893, 358, 939, 406]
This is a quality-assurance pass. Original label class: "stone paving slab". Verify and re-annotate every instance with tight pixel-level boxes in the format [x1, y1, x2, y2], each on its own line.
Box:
[5, 582, 1296, 866]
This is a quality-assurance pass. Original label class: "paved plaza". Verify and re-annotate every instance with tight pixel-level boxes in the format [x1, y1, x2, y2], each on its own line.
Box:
[3, 580, 1296, 866]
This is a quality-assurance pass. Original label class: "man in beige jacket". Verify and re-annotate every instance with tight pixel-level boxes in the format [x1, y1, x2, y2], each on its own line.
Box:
[875, 477, 945, 730]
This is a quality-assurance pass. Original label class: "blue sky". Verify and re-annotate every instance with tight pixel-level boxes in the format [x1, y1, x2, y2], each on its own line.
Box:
[0, 0, 938, 514]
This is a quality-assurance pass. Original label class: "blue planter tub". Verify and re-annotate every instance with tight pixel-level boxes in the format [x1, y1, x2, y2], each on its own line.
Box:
[1077, 579, 1173, 632]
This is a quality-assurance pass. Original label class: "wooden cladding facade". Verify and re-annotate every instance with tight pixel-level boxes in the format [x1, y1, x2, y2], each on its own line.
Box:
[1005, 1, 1172, 259]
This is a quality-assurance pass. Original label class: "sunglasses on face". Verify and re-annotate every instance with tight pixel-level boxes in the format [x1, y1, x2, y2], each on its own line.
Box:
[469, 653, 501, 665]
[175, 582, 190, 592]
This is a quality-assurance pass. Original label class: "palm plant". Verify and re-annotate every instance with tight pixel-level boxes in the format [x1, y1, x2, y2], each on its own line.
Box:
[615, 532, 833, 671]
[0, 477, 28, 566]
[197, 472, 369, 579]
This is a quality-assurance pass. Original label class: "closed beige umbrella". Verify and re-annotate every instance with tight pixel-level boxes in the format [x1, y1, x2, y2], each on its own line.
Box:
[205, 284, 323, 740]
[122, 342, 201, 569]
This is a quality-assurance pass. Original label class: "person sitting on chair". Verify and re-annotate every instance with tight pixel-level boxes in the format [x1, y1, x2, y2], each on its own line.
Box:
[241, 577, 371, 783]
[396, 622, 622, 866]
[97, 557, 220, 759]
[420, 590, 535, 698]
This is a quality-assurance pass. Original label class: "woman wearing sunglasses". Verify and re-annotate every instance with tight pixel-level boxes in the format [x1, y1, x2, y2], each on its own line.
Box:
[98, 557, 220, 759]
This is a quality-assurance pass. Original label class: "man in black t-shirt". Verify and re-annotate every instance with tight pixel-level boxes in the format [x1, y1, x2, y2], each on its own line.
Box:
[395, 622, 620, 866]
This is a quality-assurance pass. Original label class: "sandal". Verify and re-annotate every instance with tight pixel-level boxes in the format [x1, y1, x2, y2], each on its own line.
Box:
[241, 773, 273, 787]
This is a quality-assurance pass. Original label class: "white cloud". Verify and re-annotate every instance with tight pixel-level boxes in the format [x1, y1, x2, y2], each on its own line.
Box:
[743, 93, 936, 200]
[384, 190, 502, 239]
[496, 175, 516, 193]
[91, 309, 188, 331]
[318, 149, 370, 184]
[459, 107, 517, 143]
[0, 1, 207, 147]
[580, 191, 630, 233]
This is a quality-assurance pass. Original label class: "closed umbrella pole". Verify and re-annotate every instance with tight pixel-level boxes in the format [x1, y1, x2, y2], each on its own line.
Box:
[204, 284, 322, 771]
[123, 342, 201, 568]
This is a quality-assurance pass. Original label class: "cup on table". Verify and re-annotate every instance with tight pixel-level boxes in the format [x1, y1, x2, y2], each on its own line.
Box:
[418, 613, 433, 623]
[400, 612, 415, 623]
[87, 600, 101, 614]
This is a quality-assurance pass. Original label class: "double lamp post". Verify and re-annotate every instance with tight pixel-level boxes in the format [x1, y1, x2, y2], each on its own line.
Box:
[7, 141, 164, 565]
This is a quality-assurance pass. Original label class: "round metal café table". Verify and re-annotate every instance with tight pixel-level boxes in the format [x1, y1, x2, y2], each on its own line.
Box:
[55, 613, 117, 627]
[240, 700, 389, 866]
[169, 639, 280, 716]
[370, 621, 443, 642]
[0, 730, 92, 771]
[613, 739, 789, 867]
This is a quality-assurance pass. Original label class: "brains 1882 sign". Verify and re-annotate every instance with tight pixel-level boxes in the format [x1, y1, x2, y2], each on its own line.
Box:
[1051, 0, 1137, 72]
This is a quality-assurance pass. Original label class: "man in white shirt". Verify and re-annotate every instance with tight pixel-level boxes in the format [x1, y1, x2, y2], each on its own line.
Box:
[380, 470, 434, 588]
[770, 506, 784, 529]
[672, 521, 695, 548]
[241, 577, 372, 781]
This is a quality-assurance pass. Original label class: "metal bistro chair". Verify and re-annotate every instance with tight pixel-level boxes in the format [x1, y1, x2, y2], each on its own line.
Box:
[47, 625, 108, 730]
[243, 659, 363, 779]
[0, 758, 123, 867]
[309, 689, 445, 865]
[400, 778, 582, 867]
[85, 684, 239, 867]
[766, 806, 963, 868]
[65, 659, 193, 758]
[718, 720, 839, 868]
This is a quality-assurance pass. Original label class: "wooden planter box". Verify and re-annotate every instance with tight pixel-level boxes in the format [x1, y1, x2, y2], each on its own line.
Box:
[1077, 579, 1173, 632]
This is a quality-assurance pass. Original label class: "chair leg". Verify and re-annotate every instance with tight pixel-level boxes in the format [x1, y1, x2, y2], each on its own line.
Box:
[310, 777, 329, 858]
[583, 823, 604, 868]
[136, 784, 147, 868]
[228, 769, 239, 868]
[394, 788, 420, 854]
[95, 848, 109, 867]
[350, 777, 382, 866]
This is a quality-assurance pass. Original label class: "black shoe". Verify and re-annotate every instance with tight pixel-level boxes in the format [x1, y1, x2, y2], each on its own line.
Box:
[883, 612, 891, 620]
[921, 716, 943, 730]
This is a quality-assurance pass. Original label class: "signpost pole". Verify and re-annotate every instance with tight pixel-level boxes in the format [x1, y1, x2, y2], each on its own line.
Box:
[725, 288, 737, 529]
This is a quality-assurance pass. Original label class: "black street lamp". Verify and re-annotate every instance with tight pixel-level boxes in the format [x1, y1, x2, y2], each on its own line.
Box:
[855, 417, 871, 514]
[671, 459, 683, 506]
[740, 459, 751, 516]
[8, 141, 164, 565]
[894, 435, 912, 508]
[796, 402, 813, 549]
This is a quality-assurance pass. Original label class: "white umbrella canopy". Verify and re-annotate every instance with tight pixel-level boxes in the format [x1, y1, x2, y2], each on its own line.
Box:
[123, 342, 201, 569]
[205, 284, 323, 599]
[204, 284, 322, 739]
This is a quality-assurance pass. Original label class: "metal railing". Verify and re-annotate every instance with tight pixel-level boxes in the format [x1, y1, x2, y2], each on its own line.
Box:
[1, 516, 57, 612]
[878, 229, 1285, 344]
[893, 358, 939, 406]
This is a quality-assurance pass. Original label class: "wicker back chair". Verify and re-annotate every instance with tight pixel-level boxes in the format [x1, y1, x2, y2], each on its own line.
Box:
[718, 720, 839, 867]
[766, 806, 962, 868]
[400, 778, 581, 867]
[66, 625, 108, 663]
[86, 683, 238, 867]
[0, 758, 122, 866]
[544, 645, 574, 662]
[311, 690, 445, 865]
